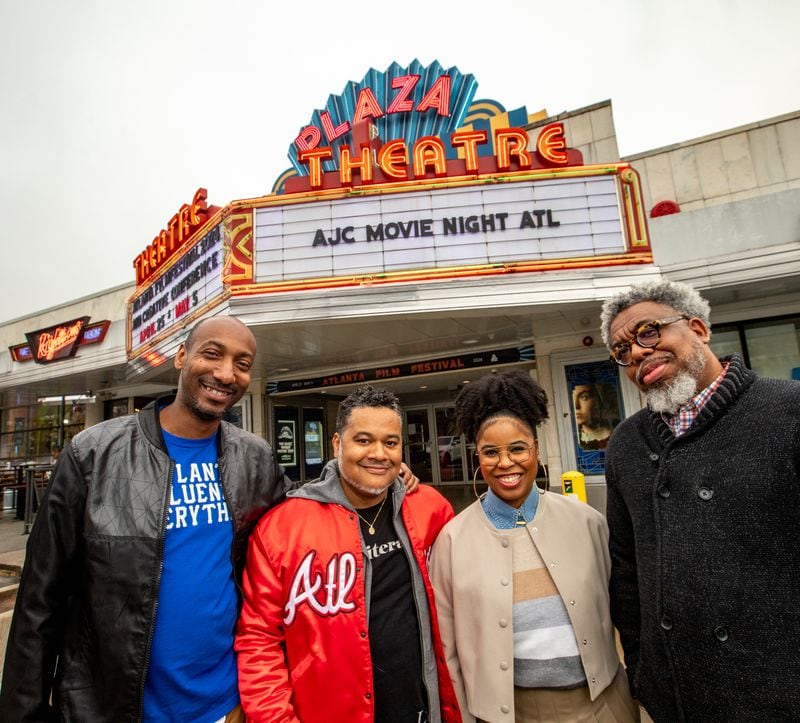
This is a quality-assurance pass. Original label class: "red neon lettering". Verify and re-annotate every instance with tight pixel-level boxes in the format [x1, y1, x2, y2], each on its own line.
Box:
[387, 74, 419, 114]
[298, 147, 334, 190]
[295, 125, 322, 151]
[451, 130, 488, 172]
[178, 204, 191, 242]
[339, 144, 374, 186]
[36, 320, 84, 361]
[190, 188, 208, 225]
[415, 75, 451, 116]
[495, 128, 532, 171]
[412, 136, 447, 177]
[353, 87, 384, 125]
[537, 122, 568, 164]
[377, 139, 408, 179]
[320, 111, 350, 143]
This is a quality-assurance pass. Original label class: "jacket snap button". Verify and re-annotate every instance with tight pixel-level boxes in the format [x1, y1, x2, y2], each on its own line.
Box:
[658, 486, 670, 498]
[661, 615, 673, 630]
[501, 704, 510, 714]
[714, 626, 729, 641]
[649, 452, 659, 461]
[698, 487, 713, 500]
[501, 538, 510, 548]
[500, 661, 509, 670]
[365, 692, 371, 699]
[499, 618, 508, 628]
[501, 578, 509, 586]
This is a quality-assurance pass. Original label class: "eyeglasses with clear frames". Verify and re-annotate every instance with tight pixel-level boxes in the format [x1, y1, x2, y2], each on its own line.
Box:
[477, 443, 535, 466]
[609, 315, 690, 366]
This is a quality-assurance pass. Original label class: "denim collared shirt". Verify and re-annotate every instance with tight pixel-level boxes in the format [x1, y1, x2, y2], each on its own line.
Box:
[481, 487, 540, 530]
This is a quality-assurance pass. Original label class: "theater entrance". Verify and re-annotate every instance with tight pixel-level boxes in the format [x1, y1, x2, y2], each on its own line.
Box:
[403, 405, 476, 486]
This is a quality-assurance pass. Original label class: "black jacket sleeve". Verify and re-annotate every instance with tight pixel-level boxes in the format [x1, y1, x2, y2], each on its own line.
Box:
[0, 447, 87, 722]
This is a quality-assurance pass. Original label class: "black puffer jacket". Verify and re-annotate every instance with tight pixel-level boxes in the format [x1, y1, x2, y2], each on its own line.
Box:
[0, 397, 292, 722]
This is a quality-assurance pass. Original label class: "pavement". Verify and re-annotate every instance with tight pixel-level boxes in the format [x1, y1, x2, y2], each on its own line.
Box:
[0, 510, 27, 683]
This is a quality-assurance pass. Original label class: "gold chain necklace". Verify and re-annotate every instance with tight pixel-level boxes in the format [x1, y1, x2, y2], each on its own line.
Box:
[354, 494, 388, 535]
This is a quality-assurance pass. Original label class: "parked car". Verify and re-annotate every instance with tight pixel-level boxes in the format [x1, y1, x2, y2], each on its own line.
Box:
[435, 435, 462, 466]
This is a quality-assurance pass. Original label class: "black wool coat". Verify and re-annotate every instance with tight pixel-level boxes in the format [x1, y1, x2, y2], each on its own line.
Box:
[605, 355, 800, 722]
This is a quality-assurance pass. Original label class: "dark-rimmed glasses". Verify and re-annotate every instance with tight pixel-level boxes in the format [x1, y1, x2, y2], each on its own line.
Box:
[609, 316, 690, 366]
[477, 443, 535, 466]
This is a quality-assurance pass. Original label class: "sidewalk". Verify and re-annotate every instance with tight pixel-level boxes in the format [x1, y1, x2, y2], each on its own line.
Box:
[0, 511, 28, 683]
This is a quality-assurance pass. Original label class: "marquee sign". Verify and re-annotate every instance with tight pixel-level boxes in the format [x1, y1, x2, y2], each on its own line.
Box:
[229, 60, 650, 298]
[133, 188, 219, 286]
[128, 221, 225, 356]
[247, 166, 647, 291]
[125, 61, 651, 363]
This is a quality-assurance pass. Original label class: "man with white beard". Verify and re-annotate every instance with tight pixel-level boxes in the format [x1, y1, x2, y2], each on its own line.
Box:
[599, 279, 800, 723]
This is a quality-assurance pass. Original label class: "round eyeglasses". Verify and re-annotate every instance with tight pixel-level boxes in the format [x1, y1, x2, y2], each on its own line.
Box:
[477, 443, 535, 466]
[609, 316, 690, 366]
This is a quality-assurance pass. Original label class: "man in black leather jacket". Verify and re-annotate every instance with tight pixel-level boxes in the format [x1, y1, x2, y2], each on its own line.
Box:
[0, 316, 293, 722]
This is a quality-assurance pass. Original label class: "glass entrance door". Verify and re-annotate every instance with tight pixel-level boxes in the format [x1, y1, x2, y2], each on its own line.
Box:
[404, 405, 468, 485]
[433, 406, 465, 483]
[404, 408, 434, 483]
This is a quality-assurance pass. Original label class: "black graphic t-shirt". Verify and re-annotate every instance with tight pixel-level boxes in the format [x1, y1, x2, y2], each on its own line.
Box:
[359, 493, 428, 723]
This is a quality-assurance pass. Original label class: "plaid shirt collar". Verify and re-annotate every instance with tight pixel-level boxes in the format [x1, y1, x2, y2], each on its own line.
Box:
[663, 361, 730, 437]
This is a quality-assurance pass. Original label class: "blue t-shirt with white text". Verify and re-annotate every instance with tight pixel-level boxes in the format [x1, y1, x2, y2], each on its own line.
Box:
[142, 428, 239, 722]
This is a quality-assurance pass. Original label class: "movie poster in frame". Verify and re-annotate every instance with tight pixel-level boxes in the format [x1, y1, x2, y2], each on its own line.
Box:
[564, 360, 623, 476]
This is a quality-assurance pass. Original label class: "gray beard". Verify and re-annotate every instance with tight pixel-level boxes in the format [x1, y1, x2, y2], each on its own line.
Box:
[645, 342, 707, 414]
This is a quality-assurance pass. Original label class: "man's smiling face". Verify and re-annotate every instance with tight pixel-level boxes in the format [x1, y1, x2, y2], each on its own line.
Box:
[174, 317, 255, 423]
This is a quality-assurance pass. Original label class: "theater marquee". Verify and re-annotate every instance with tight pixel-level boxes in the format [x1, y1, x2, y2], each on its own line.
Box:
[250, 168, 646, 288]
[126, 60, 651, 360]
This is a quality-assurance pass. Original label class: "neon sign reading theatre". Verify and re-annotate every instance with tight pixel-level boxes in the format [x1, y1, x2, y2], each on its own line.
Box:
[277, 60, 580, 195]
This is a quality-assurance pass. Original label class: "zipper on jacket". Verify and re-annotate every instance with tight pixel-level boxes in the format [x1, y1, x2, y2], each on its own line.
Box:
[396, 507, 436, 721]
[137, 456, 174, 719]
[217, 445, 242, 601]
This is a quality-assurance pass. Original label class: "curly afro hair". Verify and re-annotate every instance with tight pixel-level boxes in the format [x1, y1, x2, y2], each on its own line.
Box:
[336, 385, 401, 434]
[454, 370, 549, 443]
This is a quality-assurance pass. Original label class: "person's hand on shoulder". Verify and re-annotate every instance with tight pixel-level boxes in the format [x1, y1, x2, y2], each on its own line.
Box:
[400, 462, 419, 493]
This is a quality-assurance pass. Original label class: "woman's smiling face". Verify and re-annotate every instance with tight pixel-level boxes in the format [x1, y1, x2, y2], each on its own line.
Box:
[476, 415, 538, 509]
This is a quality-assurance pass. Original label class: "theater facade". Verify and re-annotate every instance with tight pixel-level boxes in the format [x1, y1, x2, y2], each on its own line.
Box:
[2, 60, 799, 511]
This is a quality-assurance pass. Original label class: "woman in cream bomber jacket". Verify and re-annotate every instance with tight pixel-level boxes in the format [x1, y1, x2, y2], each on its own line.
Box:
[429, 489, 623, 722]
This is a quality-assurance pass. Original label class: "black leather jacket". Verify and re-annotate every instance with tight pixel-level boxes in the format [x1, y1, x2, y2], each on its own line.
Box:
[0, 397, 293, 722]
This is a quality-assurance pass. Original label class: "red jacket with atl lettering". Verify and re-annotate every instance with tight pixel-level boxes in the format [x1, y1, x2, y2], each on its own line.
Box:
[235, 461, 461, 723]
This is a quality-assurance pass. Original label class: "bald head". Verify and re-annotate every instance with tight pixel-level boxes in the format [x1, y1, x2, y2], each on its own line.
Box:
[184, 316, 254, 354]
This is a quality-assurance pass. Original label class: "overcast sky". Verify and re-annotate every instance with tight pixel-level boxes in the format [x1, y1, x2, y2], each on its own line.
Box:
[2, 0, 798, 325]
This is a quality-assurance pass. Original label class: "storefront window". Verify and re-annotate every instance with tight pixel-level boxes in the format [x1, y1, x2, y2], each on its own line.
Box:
[709, 327, 743, 360]
[0, 394, 87, 465]
[713, 315, 800, 381]
[744, 320, 800, 380]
